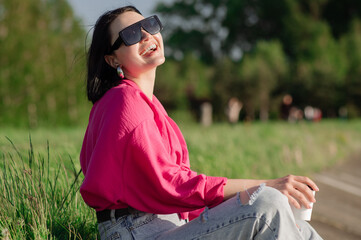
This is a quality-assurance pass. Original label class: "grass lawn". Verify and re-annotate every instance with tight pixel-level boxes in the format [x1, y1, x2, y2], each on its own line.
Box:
[0, 119, 360, 239]
[181, 119, 361, 179]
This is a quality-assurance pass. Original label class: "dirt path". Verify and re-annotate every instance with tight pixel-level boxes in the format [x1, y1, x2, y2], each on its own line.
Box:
[310, 151, 361, 240]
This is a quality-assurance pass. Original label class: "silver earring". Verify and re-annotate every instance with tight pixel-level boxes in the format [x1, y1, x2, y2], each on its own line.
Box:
[117, 66, 124, 79]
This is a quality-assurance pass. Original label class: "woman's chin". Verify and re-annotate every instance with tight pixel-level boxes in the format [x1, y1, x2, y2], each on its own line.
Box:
[147, 55, 166, 68]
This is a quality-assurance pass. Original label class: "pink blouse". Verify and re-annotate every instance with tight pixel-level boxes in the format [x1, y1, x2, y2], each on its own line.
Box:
[80, 79, 227, 220]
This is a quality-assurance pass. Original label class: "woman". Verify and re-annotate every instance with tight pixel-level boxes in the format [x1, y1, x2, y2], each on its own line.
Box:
[80, 6, 323, 240]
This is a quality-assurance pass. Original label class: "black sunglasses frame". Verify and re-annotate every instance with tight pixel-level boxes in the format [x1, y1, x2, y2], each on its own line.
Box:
[109, 15, 163, 52]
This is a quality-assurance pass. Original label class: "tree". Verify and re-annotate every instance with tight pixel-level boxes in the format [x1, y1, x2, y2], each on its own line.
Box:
[323, 0, 361, 38]
[284, 14, 347, 115]
[0, 0, 87, 127]
[340, 19, 361, 117]
[154, 0, 361, 118]
[155, 59, 184, 108]
[156, 0, 300, 63]
[156, 0, 227, 63]
[211, 57, 240, 120]
[238, 40, 288, 121]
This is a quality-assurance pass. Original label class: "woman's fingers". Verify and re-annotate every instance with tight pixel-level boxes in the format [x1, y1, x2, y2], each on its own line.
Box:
[294, 175, 319, 192]
[294, 179, 316, 207]
[268, 175, 319, 209]
[290, 184, 313, 209]
[284, 192, 301, 209]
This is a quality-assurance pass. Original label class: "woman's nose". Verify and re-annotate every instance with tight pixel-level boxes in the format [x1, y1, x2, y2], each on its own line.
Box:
[140, 29, 151, 42]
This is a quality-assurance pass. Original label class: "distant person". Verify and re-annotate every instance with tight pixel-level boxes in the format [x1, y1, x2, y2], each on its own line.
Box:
[313, 108, 322, 122]
[200, 101, 212, 126]
[289, 106, 304, 123]
[305, 106, 322, 122]
[79, 6, 323, 240]
[338, 107, 348, 119]
[226, 97, 243, 124]
[280, 94, 293, 120]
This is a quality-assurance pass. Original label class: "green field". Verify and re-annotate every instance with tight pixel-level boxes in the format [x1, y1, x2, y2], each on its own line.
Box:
[1, 119, 361, 239]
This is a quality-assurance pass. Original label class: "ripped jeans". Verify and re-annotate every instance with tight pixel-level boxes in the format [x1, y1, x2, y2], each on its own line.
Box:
[98, 185, 323, 240]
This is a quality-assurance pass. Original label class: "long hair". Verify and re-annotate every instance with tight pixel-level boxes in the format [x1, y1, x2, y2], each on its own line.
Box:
[87, 6, 142, 104]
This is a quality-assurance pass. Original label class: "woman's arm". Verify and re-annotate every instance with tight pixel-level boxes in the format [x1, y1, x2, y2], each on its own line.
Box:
[223, 178, 266, 201]
[224, 175, 319, 209]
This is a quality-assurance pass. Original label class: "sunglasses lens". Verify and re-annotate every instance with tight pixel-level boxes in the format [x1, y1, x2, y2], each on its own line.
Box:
[113, 16, 162, 48]
[142, 17, 161, 34]
[121, 26, 142, 46]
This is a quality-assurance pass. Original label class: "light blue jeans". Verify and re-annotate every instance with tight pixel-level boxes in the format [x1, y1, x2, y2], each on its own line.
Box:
[98, 185, 323, 240]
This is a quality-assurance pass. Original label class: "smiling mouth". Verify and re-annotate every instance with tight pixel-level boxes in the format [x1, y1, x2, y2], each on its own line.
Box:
[140, 43, 157, 56]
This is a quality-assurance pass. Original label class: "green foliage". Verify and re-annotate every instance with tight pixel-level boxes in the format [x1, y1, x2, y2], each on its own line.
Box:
[211, 41, 288, 121]
[155, 60, 184, 108]
[285, 14, 348, 113]
[156, 0, 226, 64]
[155, 0, 361, 119]
[322, 0, 361, 37]
[181, 53, 212, 100]
[211, 57, 240, 120]
[0, 0, 89, 128]
[340, 19, 361, 116]
[238, 40, 288, 120]
[1, 0, 361, 127]
[156, 54, 212, 111]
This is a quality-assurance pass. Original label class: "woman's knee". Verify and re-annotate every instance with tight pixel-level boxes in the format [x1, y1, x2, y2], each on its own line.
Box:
[249, 185, 290, 214]
[263, 186, 288, 205]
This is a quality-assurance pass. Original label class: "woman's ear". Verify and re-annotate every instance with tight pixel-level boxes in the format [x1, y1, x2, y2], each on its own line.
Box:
[104, 54, 118, 69]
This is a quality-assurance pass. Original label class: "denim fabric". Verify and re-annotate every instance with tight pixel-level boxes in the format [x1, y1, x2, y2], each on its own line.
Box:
[98, 185, 323, 240]
[98, 211, 181, 240]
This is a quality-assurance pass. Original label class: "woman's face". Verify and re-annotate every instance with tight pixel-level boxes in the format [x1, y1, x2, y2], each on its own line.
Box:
[108, 11, 165, 78]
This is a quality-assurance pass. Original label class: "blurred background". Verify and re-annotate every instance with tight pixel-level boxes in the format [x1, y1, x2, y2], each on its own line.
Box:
[1, 0, 361, 128]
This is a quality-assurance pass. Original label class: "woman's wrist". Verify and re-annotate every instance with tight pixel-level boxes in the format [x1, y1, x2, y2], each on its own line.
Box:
[223, 179, 268, 201]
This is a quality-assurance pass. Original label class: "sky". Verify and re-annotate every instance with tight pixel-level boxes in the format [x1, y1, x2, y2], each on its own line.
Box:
[69, 0, 172, 29]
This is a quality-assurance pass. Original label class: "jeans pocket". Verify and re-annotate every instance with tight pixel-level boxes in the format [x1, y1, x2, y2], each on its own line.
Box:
[98, 218, 132, 240]
[131, 217, 179, 240]
[106, 231, 121, 240]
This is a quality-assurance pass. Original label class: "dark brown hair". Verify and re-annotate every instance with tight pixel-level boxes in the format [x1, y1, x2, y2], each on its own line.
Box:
[86, 6, 142, 103]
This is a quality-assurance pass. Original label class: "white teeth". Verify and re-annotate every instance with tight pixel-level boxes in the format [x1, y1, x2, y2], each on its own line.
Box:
[141, 44, 157, 56]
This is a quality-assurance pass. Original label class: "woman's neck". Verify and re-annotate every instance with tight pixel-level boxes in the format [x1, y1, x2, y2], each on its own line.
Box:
[126, 70, 156, 100]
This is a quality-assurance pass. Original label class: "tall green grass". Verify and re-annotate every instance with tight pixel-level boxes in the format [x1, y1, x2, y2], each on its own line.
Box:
[0, 120, 360, 239]
[0, 136, 98, 239]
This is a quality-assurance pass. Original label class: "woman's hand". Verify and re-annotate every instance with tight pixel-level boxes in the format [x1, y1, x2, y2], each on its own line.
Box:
[265, 175, 319, 209]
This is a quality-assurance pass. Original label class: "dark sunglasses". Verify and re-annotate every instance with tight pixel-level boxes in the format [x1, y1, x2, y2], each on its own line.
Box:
[109, 15, 163, 52]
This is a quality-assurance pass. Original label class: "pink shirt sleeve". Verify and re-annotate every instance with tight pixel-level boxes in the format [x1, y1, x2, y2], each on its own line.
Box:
[121, 119, 227, 217]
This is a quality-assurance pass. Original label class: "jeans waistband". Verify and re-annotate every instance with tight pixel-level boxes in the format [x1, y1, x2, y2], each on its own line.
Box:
[96, 208, 129, 223]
